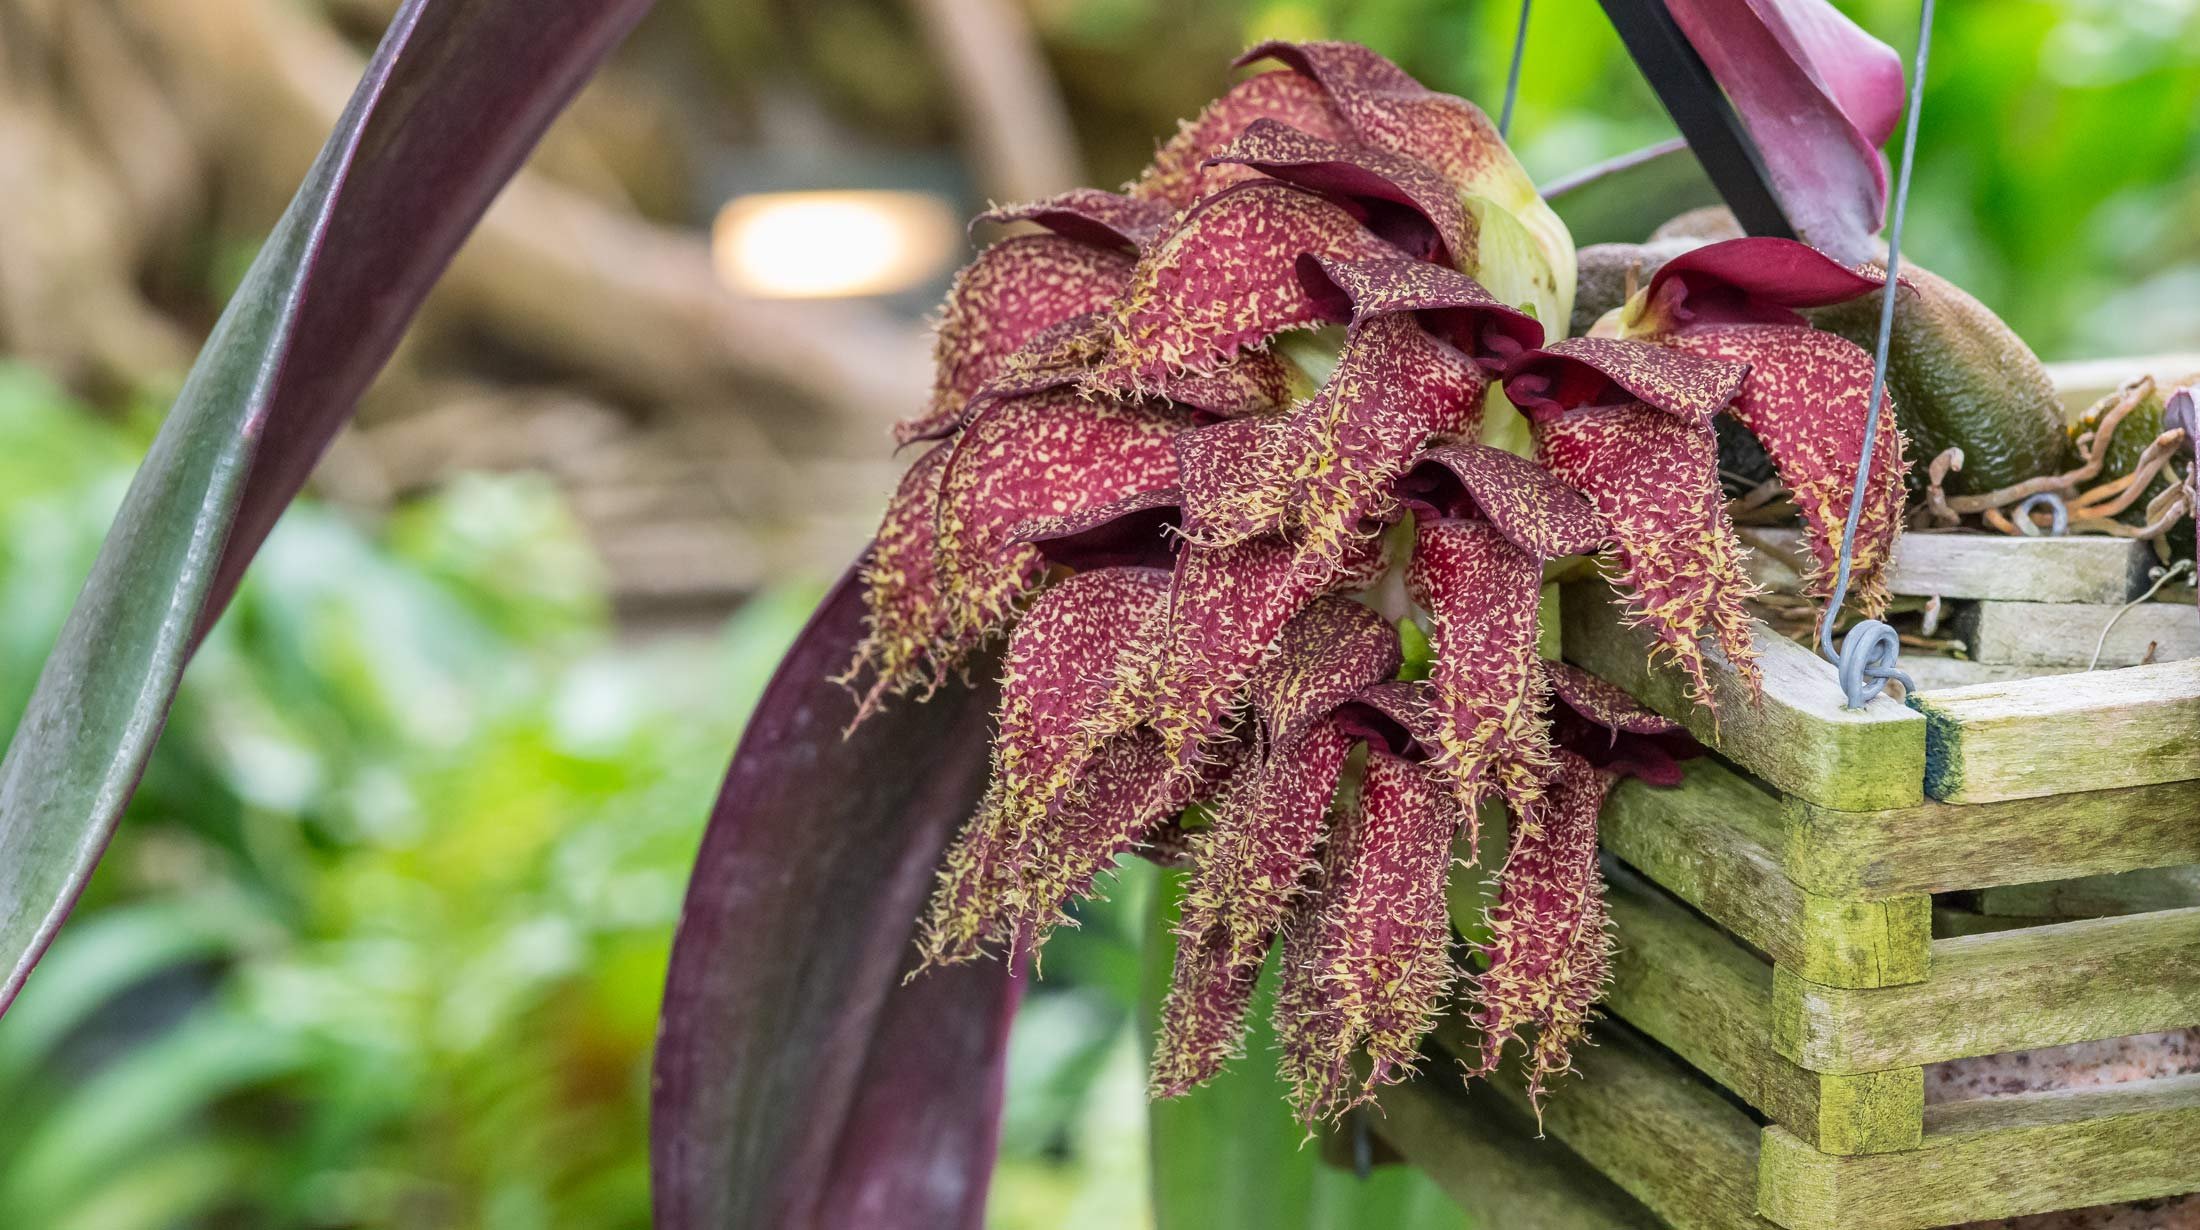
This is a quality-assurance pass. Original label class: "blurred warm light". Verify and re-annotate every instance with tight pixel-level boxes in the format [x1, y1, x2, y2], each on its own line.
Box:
[712, 190, 960, 298]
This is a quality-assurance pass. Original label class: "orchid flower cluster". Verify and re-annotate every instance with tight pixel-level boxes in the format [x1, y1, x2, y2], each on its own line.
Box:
[842, 41, 1908, 1121]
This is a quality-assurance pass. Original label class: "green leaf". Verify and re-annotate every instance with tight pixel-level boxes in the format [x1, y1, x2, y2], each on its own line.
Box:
[1140, 870, 1469, 1230]
[0, 0, 648, 1016]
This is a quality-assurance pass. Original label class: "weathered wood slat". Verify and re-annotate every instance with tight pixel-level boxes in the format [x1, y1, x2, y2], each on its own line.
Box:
[1371, 1062, 1661, 1228]
[1783, 778, 2200, 898]
[1976, 866, 2200, 918]
[1433, 1016, 1773, 1230]
[1738, 526, 2157, 605]
[1602, 862, 1923, 1155]
[1603, 762, 1929, 988]
[1773, 908, 2200, 1073]
[1914, 657, 2200, 803]
[1757, 1074, 2200, 1230]
[1560, 583, 1925, 811]
[1962, 599, 2200, 669]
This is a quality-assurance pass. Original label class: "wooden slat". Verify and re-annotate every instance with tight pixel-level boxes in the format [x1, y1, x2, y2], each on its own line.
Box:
[1976, 866, 2200, 918]
[1560, 582, 1925, 811]
[1371, 1063, 1661, 1228]
[1739, 526, 2156, 605]
[1603, 761, 1929, 988]
[1963, 599, 2200, 669]
[1602, 862, 1923, 1155]
[1914, 657, 2200, 803]
[1773, 908, 2200, 1073]
[1758, 1074, 2200, 1230]
[1433, 1016, 1774, 1230]
[1783, 778, 2200, 898]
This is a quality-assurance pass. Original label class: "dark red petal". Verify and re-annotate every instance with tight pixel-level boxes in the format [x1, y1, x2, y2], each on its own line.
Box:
[1184, 315, 1489, 570]
[1011, 486, 1183, 572]
[1630, 236, 1885, 333]
[1544, 660, 1682, 735]
[1406, 518, 1555, 819]
[1502, 336, 1747, 424]
[1094, 530, 1389, 781]
[1398, 442, 1606, 559]
[1131, 69, 1352, 209]
[1235, 40, 1575, 328]
[937, 389, 1187, 644]
[1151, 926, 1263, 1098]
[1156, 719, 1358, 1096]
[1543, 661, 1704, 786]
[1296, 254, 1543, 369]
[1333, 679, 1444, 762]
[975, 188, 1174, 252]
[1534, 400, 1761, 705]
[1087, 181, 1393, 398]
[841, 445, 956, 724]
[918, 567, 1170, 965]
[1236, 40, 1527, 211]
[1161, 348, 1305, 419]
[996, 728, 1178, 960]
[1249, 597, 1403, 750]
[1186, 719, 1356, 970]
[1276, 748, 1462, 1121]
[896, 238, 1136, 446]
[1468, 750, 1613, 1110]
[1206, 118, 1467, 265]
[1668, 324, 1908, 616]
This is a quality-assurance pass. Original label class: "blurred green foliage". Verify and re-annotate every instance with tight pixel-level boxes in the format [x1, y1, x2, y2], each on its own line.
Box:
[0, 362, 818, 1228]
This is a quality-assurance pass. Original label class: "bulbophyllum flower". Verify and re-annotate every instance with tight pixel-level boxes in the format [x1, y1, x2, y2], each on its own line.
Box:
[841, 40, 1904, 1123]
[1607, 236, 1911, 615]
[1468, 661, 1702, 1107]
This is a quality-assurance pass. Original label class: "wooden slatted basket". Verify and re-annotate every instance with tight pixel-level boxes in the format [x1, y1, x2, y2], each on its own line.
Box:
[1372, 364, 2200, 1230]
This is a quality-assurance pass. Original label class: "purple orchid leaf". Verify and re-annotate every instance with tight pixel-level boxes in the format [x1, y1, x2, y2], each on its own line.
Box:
[0, 0, 648, 1017]
[654, 567, 1011, 1230]
[1663, 0, 1906, 265]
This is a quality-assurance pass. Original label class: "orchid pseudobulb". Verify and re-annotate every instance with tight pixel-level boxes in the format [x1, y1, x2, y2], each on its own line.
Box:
[841, 41, 1905, 1122]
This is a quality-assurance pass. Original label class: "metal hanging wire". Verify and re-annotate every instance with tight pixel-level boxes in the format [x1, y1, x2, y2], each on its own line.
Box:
[1500, 0, 1532, 138]
[1817, 0, 1934, 710]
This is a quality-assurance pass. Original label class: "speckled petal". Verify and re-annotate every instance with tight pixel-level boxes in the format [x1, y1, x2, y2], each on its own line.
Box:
[895, 236, 1136, 446]
[1669, 324, 1908, 616]
[1154, 716, 1361, 1097]
[1093, 530, 1389, 782]
[917, 567, 1170, 965]
[1503, 336, 1747, 425]
[1235, 40, 1576, 329]
[1131, 69, 1352, 208]
[1087, 181, 1394, 398]
[1407, 517, 1554, 818]
[1276, 748, 1462, 1121]
[1248, 597, 1403, 750]
[1205, 118, 1467, 265]
[1468, 749, 1613, 1110]
[841, 445, 956, 723]
[1011, 486, 1183, 572]
[1298, 254, 1543, 368]
[976, 188, 1175, 252]
[996, 727, 1178, 960]
[1533, 399, 1761, 705]
[1185, 314, 1489, 567]
[1398, 441, 1606, 559]
[936, 389, 1188, 643]
[1543, 660, 1680, 735]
